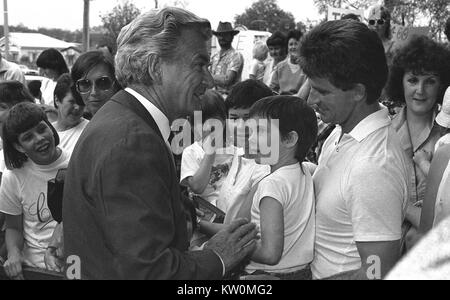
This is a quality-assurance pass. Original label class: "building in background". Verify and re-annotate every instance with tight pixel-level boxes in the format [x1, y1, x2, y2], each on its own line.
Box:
[0, 32, 81, 68]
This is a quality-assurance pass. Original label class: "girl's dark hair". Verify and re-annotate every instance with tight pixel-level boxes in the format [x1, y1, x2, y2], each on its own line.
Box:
[249, 95, 318, 165]
[226, 79, 274, 110]
[36, 48, 69, 78]
[198, 90, 227, 123]
[386, 35, 450, 105]
[71, 50, 121, 92]
[0, 81, 35, 110]
[2, 102, 60, 170]
[54, 74, 84, 108]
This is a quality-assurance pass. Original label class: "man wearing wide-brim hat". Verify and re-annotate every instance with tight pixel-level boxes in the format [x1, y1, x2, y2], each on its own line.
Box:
[210, 22, 244, 97]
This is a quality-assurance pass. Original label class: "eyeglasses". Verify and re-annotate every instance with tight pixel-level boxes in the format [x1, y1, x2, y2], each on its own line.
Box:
[368, 19, 386, 26]
[76, 76, 114, 94]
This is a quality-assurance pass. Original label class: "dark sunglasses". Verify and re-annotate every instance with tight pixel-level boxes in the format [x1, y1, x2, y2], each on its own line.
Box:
[368, 19, 386, 26]
[76, 76, 114, 94]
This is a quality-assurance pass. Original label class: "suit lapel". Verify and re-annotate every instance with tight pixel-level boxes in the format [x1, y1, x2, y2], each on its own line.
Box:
[110, 90, 177, 170]
[110, 90, 164, 142]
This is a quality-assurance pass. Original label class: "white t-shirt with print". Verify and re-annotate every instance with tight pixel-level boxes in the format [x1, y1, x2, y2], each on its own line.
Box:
[0, 149, 70, 269]
[53, 119, 89, 156]
[246, 163, 315, 274]
[180, 142, 234, 206]
[219, 153, 271, 224]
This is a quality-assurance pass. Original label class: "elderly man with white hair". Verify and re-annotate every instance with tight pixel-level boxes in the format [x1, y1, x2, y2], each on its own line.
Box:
[62, 7, 257, 280]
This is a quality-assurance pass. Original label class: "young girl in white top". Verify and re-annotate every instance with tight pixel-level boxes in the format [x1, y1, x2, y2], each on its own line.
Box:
[0, 102, 70, 279]
[244, 95, 318, 280]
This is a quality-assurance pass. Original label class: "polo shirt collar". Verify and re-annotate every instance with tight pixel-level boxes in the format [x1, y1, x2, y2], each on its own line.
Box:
[348, 107, 391, 143]
[125, 87, 171, 144]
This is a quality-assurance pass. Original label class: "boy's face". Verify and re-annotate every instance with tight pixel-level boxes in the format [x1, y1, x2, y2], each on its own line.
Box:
[228, 108, 251, 148]
[248, 115, 281, 165]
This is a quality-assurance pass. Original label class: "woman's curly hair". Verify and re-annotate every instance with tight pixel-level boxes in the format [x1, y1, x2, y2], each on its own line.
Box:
[386, 35, 450, 105]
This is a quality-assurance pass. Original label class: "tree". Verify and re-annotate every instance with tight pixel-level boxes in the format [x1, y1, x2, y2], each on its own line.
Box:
[313, 0, 378, 16]
[234, 0, 295, 33]
[100, 0, 141, 53]
[313, 0, 450, 40]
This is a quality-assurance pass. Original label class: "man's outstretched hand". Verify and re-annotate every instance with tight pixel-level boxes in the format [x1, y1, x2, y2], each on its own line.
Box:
[205, 219, 258, 276]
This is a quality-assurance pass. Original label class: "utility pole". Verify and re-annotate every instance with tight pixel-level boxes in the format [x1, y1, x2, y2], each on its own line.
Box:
[3, 0, 10, 60]
[155, 0, 159, 9]
[83, 0, 90, 52]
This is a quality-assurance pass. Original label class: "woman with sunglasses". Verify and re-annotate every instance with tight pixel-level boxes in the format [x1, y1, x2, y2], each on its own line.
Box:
[367, 5, 394, 66]
[71, 51, 121, 118]
[0, 102, 70, 279]
[52, 74, 89, 156]
[387, 36, 450, 251]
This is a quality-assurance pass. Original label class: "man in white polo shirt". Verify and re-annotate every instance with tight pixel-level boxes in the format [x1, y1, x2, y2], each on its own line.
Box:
[299, 20, 411, 280]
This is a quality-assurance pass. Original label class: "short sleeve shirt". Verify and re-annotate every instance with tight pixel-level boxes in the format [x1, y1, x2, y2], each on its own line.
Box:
[0, 150, 70, 268]
[210, 48, 244, 94]
[246, 163, 315, 273]
[311, 108, 411, 279]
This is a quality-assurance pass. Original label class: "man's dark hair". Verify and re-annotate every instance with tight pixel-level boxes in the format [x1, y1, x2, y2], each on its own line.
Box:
[386, 35, 450, 105]
[299, 20, 388, 104]
[249, 95, 318, 164]
[341, 13, 361, 21]
[36, 48, 69, 78]
[226, 79, 273, 110]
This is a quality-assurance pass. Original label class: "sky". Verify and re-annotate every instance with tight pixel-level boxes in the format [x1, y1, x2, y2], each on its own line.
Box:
[0, 0, 323, 31]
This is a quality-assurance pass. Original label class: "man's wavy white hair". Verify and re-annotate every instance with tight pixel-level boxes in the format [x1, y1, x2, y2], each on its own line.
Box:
[115, 7, 211, 88]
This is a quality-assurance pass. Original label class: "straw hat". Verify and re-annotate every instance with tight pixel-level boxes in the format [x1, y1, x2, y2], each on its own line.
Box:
[212, 22, 240, 36]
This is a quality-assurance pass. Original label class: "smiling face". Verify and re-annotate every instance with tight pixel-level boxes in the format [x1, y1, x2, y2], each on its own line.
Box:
[403, 71, 442, 116]
[56, 92, 84, 128]
[80, 64, 116, 116]
[160, 28, 214, 120]
[14, 121, 59, 165]
[308, 77, 358, 128]
[288, 38, 300, 59]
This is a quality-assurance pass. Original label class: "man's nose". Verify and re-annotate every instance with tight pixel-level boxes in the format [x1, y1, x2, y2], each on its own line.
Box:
[307, 89, 320, 106]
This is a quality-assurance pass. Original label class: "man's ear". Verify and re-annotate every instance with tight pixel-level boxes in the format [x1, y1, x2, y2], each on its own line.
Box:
[13, 143, 26, 154]
[147, 54, 163, 84]
[352, 83, 367, 103]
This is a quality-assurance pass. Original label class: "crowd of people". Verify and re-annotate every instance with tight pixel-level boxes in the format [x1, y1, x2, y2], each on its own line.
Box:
[0, 4, 450, 280]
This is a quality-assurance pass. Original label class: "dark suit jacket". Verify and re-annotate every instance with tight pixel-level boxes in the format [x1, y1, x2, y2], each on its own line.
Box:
[62, 90, 223, 280]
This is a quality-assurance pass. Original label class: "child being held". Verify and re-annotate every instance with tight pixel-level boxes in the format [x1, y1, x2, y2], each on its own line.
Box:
[249, 42, 269, 82]
[244, 95, 318, 280]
